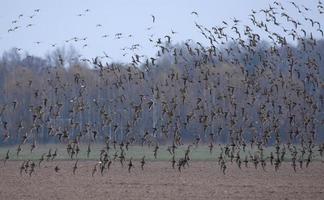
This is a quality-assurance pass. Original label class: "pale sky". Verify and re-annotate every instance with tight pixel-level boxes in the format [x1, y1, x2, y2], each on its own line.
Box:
[0, 0, 323, 62]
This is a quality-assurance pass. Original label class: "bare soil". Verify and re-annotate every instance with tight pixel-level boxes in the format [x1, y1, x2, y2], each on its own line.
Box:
[0, 161, 323, 200]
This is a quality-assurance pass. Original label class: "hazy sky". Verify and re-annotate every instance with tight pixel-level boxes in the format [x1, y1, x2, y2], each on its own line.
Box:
[0, 0, 323, 62]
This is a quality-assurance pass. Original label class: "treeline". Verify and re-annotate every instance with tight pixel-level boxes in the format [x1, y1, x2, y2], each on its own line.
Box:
[0, 39, 323, 146]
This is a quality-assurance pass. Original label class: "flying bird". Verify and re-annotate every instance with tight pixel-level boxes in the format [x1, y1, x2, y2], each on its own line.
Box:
[191, 11, 199, 16]
[151, 14, 156, 23]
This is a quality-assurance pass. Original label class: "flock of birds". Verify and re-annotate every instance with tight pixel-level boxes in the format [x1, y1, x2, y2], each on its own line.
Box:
[4, 6, 173, 61]
[0, 1, 324, 177]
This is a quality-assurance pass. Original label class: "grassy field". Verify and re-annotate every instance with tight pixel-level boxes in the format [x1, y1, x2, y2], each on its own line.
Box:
[0, 143, 322, 162]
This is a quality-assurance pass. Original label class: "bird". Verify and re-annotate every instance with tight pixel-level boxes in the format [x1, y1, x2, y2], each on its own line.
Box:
[171, 155, 176, 169]
[151, 15, 155, 23]
[73, 160, 78, 175]
[191, 11, 199, 16]
[38, 153, 45, 167]
[140, 156, 145, 170]
[30, 140, 36, 152]
[128, 158, 134, 173]
[92, 162, 101, 177]
[20, 161, 26, 175]
[87, 143, 91, 158]
[54, 165, 60, 173]
[4, 150, 9, 164]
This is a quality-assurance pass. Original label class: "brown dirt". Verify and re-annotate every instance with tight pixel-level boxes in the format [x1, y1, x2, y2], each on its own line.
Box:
[0, 161, 323, 200]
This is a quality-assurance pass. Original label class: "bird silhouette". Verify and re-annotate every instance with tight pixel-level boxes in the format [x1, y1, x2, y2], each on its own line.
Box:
[128, 158, 134, 173]
[140, 156, 145, 170]
[151, 15, 155, 23]
[73, 160, 78, 175]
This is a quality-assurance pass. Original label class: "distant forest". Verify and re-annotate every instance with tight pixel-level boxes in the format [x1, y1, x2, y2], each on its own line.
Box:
[0, 39, 323, 146]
